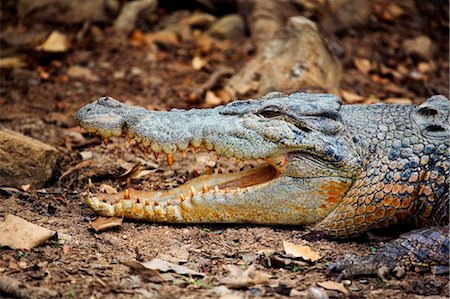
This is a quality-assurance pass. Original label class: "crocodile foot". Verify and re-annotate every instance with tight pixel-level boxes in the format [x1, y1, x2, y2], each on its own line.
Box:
[327, 226, 449, 281]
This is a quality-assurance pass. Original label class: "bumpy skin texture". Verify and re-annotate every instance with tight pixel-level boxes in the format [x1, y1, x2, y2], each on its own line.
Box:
[74, 92, 450, 279]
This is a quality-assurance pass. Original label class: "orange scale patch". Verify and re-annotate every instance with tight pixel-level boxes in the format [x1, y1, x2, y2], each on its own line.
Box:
[383, 183, 393, 193]
[374, 208, 386, 219]
[422, 205, 433, 218]
[366, 205, 376, 213]
[356, 205, 367, 215]
[375, 191, 385, 199]
[401, 197, 413, 208]
[354, 215, 365, 225]
[385, 207, 397, 217]
[392, 197, 401, 208]
[399, 184, 408, 194]
[365, 213, 376, 223]
[383, 195, 394, 206]
[392, 184, 402, 195]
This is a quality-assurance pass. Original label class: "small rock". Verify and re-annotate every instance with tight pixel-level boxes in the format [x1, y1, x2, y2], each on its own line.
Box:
[402, 35, 434, 60]
[0, 215, 56, 250]
[0, 129, 58, 188]
[208, 14, 245, 40]
[67, 65, 99, 81]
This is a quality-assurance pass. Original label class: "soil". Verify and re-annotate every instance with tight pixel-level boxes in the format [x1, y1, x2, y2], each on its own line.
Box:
[1, 1, 449, 298]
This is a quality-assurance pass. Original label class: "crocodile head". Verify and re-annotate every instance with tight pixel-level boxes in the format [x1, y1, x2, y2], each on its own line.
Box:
[74, 92, 362, 224]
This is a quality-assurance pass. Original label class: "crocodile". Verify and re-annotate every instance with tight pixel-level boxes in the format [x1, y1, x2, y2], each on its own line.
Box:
[74, 92, 449, 280]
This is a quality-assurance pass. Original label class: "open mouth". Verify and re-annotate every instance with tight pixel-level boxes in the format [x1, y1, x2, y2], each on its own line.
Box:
[88, 134, 288, 206]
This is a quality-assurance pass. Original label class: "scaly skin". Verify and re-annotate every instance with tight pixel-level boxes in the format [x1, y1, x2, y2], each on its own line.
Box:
[74, 92, 449, 279]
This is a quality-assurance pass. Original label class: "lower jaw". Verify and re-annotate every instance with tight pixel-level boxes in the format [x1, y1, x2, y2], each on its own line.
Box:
[94, 161, 282, 205]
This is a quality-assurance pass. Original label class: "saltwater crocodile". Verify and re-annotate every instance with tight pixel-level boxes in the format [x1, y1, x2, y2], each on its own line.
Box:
[74, 92, 449, 280]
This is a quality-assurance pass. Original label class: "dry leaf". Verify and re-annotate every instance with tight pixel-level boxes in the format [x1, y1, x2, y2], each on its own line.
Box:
[383, 98, 412, 105]
[123, 260, 167, 282]
[0, 215, 55, 250]
[20, 184, 31, 192]
[99, 184, 118, 194]
[353, 58, 371, 74]
[36, 31, 69, 52]
[317, 281, 349, 295]
[142, 258, 204, 276]
[341, 90, 366, 104]
[282, 240, 321, 262]
[205, 91, 223, 107]
[91, 217, 123, 232]
[220, 265, 270, 289]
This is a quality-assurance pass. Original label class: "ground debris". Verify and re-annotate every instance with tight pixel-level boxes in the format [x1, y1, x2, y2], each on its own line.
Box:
[0, 275, 58, 299]
[282, 240, 322, 262]
[219, 265, 270, 289]
[0, 214, 55, 250]
[317, 281, 349, 295]
[91, 217, 123, 232]
[127, 258, 204, 277]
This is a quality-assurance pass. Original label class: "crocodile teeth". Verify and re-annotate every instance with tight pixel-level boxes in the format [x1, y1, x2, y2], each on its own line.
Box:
[214, 185, 220, 192]
[167, 154, 174, 167]
[124, 189, 130, 199]
[190, 185, 197, 196]
[203, 182, 209, 193]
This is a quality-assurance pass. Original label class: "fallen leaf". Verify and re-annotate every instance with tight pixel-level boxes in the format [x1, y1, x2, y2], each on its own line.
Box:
[91, 217, 123, 232]
[353, 58, 371, 75]
[36, 31, 69, 52]
[383, 98, 412, 105]
[99, 184, 118, 194]
[20, 184, 31, 192]
[341, 90, 366, 104]
[317, 281, 349, 295]
[220, 265, 270, 289]
[0, 215, 55, 250]
[204, 90, 223, 107]
[123, 260, 167, 282]
[282, 240, 321, 262]
[141, 258, 204, 276]
[157, 245, 190, 264]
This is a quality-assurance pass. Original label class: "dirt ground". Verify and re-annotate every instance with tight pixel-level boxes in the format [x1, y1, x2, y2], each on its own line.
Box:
[1, 0, 449, 298]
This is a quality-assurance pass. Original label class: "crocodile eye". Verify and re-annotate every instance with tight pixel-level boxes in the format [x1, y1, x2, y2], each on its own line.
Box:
[256, 106, 284, 118]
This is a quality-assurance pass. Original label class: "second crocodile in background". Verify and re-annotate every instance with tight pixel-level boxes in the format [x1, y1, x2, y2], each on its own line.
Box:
[74, 92, 449, 280]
